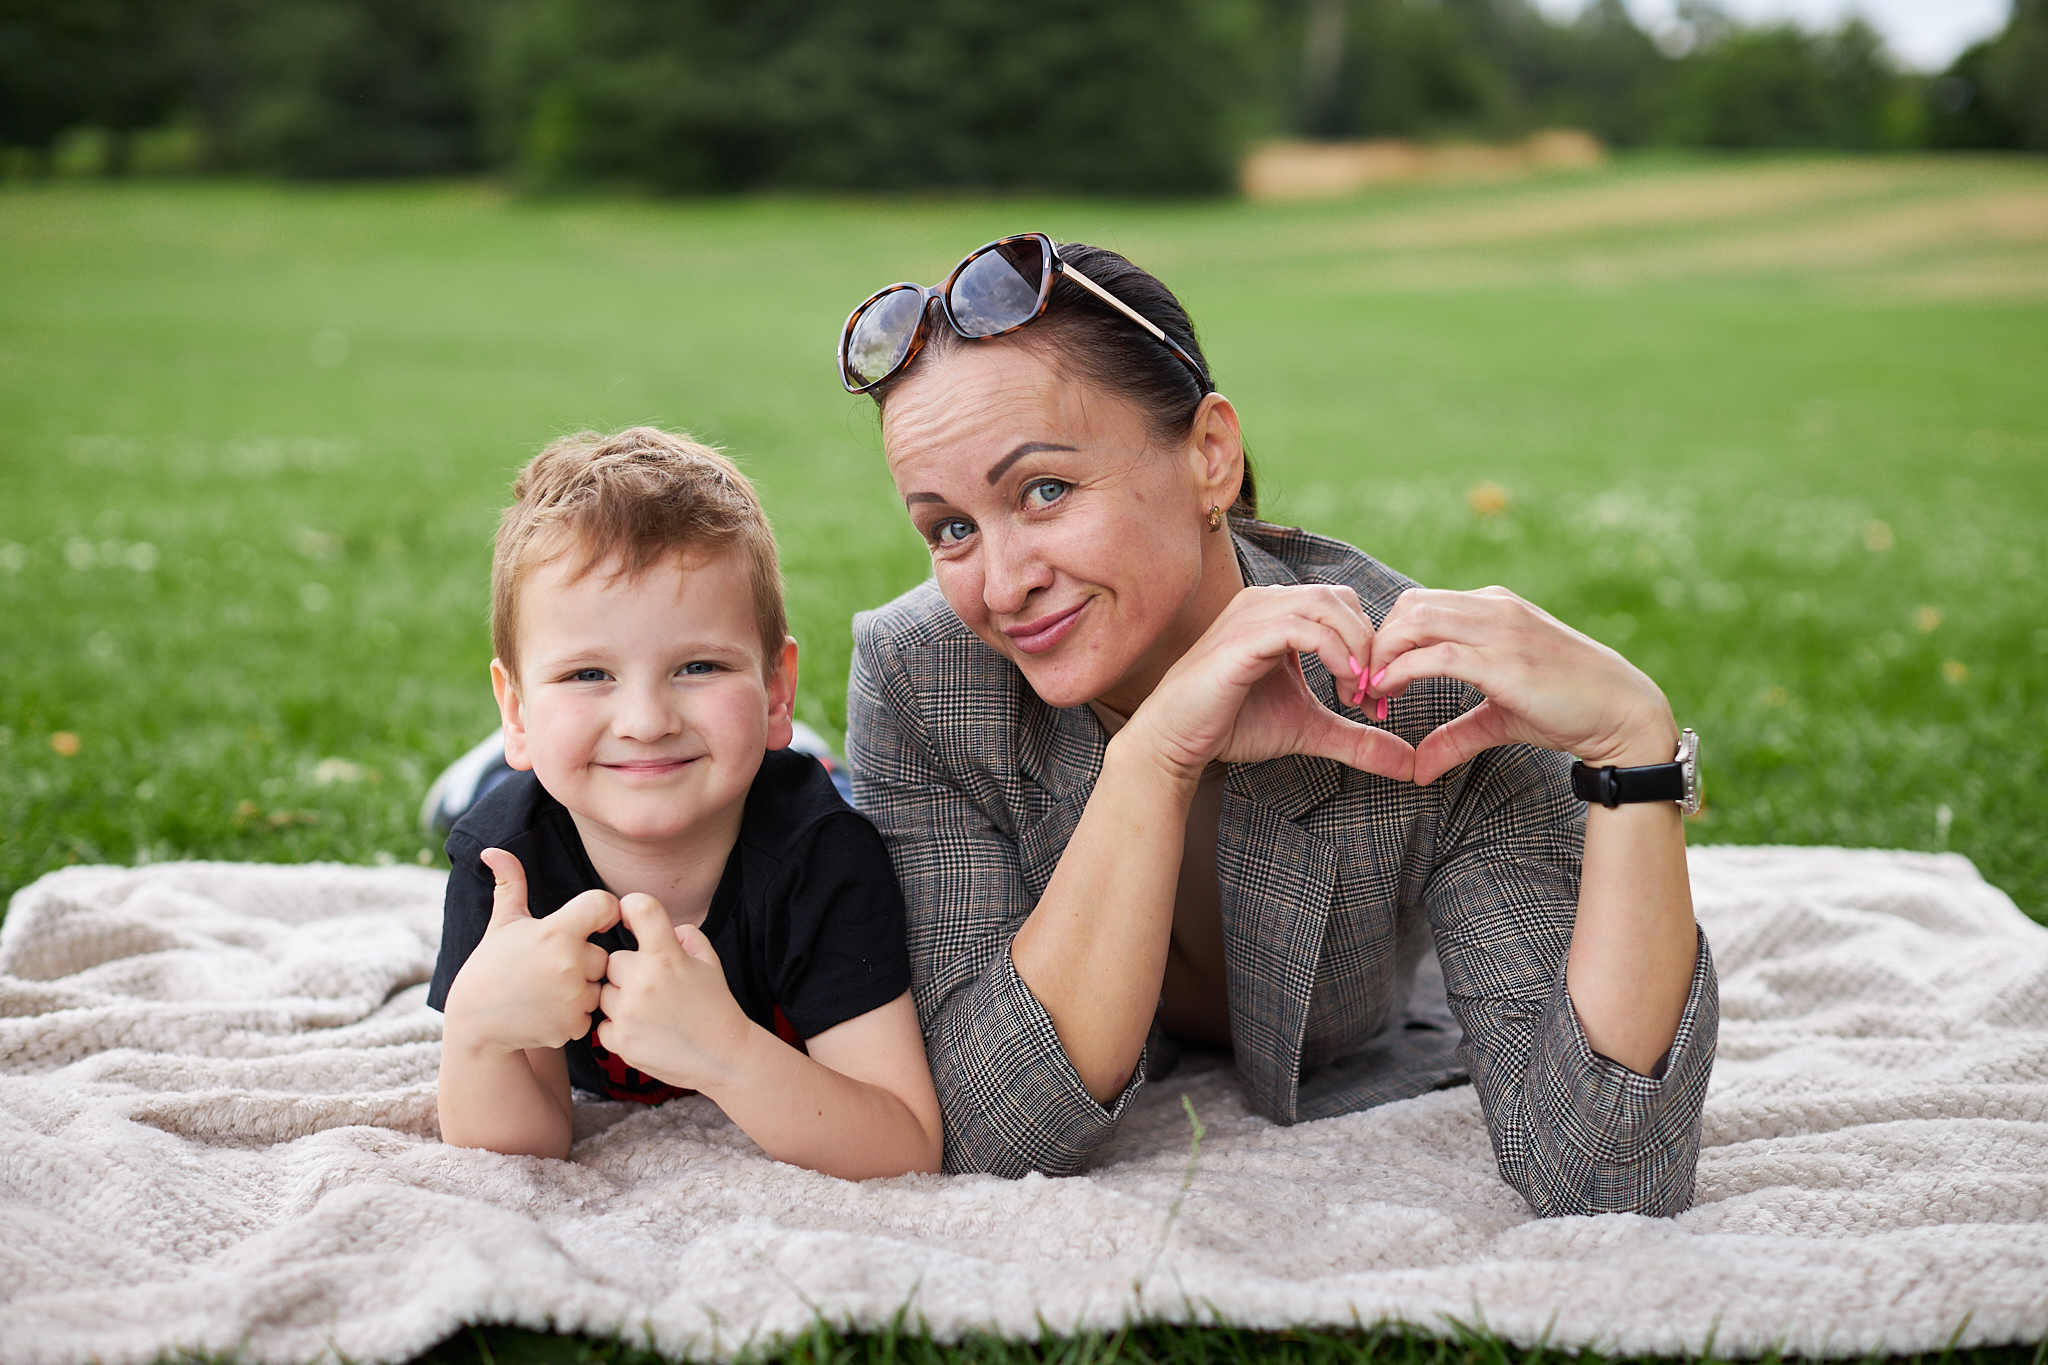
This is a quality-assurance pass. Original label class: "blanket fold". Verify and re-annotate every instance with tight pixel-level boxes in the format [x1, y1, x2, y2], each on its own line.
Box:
[2, 847, 2044, 1364]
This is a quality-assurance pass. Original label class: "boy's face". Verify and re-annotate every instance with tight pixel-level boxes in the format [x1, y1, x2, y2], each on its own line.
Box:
[492, 544, 798, 854]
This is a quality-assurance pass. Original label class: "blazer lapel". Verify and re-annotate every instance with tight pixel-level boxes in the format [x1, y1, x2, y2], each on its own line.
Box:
[1219, 775, 1338, 1124]
[1222, 529, 1351, 1122]
[1014, 697, 1108, 904]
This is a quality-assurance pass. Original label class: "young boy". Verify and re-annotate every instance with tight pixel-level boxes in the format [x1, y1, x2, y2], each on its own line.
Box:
[426, 427, 941, 1179]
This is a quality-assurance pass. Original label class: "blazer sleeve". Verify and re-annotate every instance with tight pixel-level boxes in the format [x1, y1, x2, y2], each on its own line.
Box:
[1426, 737, 1719, 1218]
[847, 621, 1146, 1178]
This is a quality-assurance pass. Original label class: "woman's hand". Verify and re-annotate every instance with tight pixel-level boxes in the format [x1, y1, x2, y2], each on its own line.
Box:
[1126, 583, 1416, 785]
[1366, 587, 1680, 786]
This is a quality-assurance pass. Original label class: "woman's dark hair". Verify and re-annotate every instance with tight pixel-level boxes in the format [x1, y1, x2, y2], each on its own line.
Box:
[873, 241, 1258, 521]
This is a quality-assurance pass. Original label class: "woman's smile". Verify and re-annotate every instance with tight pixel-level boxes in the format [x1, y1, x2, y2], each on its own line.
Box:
[1003, 599, 1089, 655]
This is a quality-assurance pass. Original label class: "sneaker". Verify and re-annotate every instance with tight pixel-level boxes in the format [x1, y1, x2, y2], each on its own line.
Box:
[417, 721, 855, 836]
[418, 730, 518, 837]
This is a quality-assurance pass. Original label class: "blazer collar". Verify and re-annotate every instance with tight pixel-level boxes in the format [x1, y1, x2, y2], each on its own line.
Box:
[1229, 531, 1348, 821]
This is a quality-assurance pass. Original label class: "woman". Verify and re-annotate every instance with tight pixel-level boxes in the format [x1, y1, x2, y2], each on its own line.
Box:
[839, 235, 1716, 1217]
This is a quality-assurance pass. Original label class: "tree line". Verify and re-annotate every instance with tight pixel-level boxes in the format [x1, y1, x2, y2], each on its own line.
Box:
[2, 0, 2043, 194]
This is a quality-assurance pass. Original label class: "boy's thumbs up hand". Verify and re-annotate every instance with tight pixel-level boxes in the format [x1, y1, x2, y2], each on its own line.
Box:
[480, 847, 533, 927]
[598, 894, 748, 1093]
[443, 848, 616, 1056]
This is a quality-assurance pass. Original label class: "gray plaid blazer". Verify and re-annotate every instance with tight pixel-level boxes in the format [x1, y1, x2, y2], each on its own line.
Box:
[848, 522, 1717, 1216]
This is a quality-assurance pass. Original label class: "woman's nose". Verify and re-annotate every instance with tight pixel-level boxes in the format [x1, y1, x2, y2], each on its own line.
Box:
[980, 526, 1052, 616]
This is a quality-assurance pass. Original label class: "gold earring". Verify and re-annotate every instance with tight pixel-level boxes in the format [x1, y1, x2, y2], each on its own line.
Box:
[1207, 504, 1224, 532]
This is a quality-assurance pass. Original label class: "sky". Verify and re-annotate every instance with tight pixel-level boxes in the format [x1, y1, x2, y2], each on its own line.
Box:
[1532, 0, 2011, 70]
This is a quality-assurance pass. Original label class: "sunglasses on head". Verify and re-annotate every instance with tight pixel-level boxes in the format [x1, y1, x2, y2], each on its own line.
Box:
[837, 232, 1211, 395]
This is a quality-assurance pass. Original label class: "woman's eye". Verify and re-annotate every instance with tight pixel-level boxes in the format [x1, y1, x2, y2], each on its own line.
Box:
[931, 518, 975, 548]
[1023, 479, 1069, 510]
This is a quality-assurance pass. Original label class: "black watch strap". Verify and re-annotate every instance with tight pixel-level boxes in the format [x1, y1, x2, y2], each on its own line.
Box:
[1570, 756, 1686, 808]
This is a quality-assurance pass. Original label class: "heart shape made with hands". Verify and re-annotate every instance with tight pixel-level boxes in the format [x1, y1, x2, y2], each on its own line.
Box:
[1238, 584, 1677, 790]
[1366, 586, 1679, 787]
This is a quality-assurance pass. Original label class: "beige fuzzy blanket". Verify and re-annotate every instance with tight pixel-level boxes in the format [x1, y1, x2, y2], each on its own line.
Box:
[2, 846, 2045, 1364]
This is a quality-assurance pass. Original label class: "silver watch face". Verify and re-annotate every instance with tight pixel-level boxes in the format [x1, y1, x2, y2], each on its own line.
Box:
[1678, 728, 1701, 816]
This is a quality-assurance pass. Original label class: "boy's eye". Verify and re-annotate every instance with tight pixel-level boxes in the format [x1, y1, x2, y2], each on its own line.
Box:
[569, 668, 611, 682]
[931, 517, 975, 548]
[679, 661, 718, 676]
[1023, 479, 1069, 510]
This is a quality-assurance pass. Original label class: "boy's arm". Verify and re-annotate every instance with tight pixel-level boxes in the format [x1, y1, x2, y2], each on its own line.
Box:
[438, 848, 619, 1160]
[714, 992, 942, 1179]
[599, 895, 943, 1180]
[437, 1036, 575, 1159]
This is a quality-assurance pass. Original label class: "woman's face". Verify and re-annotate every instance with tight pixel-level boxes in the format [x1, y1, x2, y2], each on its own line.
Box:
[880, 340, 1242, 713]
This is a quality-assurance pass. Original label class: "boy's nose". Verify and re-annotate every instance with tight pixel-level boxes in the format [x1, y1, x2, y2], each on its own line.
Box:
[612, 680, 682, 741]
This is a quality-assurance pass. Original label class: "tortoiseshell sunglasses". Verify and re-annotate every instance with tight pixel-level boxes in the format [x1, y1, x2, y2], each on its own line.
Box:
[836, 232, 1210, 394]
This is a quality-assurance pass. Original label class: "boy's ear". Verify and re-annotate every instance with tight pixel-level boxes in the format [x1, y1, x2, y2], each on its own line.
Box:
[490, 658, 536, 772]
[764, 636, 799, 752]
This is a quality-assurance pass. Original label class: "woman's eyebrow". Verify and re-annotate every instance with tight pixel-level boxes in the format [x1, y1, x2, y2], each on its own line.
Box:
[986, 442, 1076, 484]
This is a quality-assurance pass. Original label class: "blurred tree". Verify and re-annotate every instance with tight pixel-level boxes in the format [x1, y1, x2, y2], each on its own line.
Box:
[0, 0, 183, 173]
[0, 0, 93, 168]
[1663, 17, 1909, 149]
[1929, 0, 2048, 150]
[482, 0, 1262, 194]
[5, 0, 2025, 188]
[1499, 0, 1672, 148]
[235, 0, 483, 176]
[1297, 0, 1516, 140]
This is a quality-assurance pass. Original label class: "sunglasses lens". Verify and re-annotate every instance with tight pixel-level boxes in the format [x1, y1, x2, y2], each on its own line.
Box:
[845, 286, 928, 389]
[948, 238, 1046, 337]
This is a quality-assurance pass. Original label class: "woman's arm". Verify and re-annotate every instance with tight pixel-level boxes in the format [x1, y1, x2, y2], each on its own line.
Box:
[1006, 735, 1203, 1101]
[850, 628, 1146, 1175]
[1368, 586, 1699, 1069]
[1369, 588, 1718, 1215]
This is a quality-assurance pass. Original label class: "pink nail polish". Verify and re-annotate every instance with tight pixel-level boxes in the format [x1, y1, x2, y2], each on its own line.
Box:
[1376, 696, 1389, 721]
[1348, 655, 1362, 678]
[1371, 668, 1388, 688]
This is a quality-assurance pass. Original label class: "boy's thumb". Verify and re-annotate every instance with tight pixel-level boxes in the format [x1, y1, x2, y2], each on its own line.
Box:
[618, 892, 682, 958]
[478, 848, 532, 927]
[674, 921, 721, 966]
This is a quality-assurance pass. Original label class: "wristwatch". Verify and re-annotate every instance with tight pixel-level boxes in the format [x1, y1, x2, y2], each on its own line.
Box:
[1570, 728, 1701, 816]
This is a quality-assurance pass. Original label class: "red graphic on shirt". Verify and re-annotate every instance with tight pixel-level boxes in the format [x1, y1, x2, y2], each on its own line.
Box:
[586, 1006, 805, 1104]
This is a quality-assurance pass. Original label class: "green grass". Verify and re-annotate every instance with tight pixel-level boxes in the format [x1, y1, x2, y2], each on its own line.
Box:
[3, 156, 2047, 1364]
[402, 1315, 2048, 1365]
[3, 156, 2044, 916]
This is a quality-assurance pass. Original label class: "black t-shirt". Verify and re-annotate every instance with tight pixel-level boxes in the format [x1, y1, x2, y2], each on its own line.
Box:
[427, 747, 912, 1103]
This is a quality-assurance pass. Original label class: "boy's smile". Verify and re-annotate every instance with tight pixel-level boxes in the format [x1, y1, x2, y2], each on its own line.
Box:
[492, 545, 798, 870]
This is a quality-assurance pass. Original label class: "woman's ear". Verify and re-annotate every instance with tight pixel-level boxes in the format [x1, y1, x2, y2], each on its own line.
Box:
[1187, 393, 1245, 512]
[489, 658, 536, 772]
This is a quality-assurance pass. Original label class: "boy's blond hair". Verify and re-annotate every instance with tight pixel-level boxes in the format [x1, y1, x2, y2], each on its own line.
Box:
[492, 428, 787, 680]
